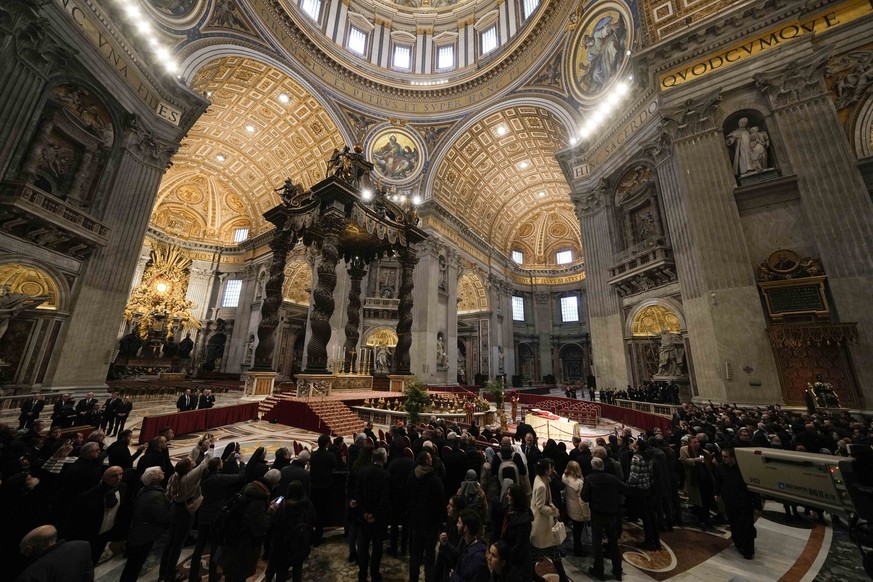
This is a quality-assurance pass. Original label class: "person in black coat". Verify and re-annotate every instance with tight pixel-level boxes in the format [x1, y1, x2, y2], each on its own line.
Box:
[188, 457, 245, 582]
[101, 393, 121, 434]
[176, 389, 194, 412]
[15, 525, 93, 582]
[65, 465, 128, 564]
[106, 430, 145, 475]
[309, 435, 337, 545]
[18, 393, 45, 430]
[111, 396, 133, 436]
[119, 467, 171, 582]
[355, 448, 391, 582]
[499, 484, 533, 580]
[278, 450, 310, 498]
[714, 448, 762, 559]
[407, 450, 446, 582]
[75, 392, 98, 420]
[513, 422, 534, 444]
[387, 447, 415, 556]
[197, 389, 216, 409]
[582, 457, 628, 581]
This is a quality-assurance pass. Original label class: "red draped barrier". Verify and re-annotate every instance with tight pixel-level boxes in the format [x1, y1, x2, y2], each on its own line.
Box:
[517, 394, 671, 433]
[139, 403, 260, 444]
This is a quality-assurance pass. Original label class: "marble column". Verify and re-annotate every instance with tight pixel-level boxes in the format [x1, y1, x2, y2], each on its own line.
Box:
[394, 245, 419, 374]
[647, 90, 780, 403]
[186, 261, 217, 323]
[446, 248, 459, 383]
[756, 48, 873, 405]
[410, 239, 440, 380]
[47, 120, 177, 388]
[573, 184, 629, 389]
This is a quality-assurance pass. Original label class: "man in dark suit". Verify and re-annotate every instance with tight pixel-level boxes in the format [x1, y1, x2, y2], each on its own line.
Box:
[406, 450, 445, 582]
[111, 396, 133, 436]
[309, 434, 337, 545]
[176, 388, 194, 412]
[16, 525, 94, 582]
[522, 432, 541, 485]
[355, 448, 390, 582]
[76, 392, 98, 423]
[66, 465, 128, 564]
[751, 423, 771, 448]
[514, 420, 534, 444]
[18, 393, 45, 430]
[582, 457, 628, 581]
[278, 449, 310, 497]
[197, 389, 215, 409]
[101, 393, 121, 434]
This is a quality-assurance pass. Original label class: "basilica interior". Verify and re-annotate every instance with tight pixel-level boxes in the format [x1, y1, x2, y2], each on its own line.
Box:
[3, 0, 873, 580]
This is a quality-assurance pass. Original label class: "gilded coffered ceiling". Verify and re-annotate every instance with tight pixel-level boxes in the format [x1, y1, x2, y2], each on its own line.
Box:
[151, 56, 345, 244]
[431, 106, 579, 262]
[512, 205, 582, 265]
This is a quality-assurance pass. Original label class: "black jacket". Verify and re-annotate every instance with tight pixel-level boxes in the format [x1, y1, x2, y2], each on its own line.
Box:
[355, 462, 390, 525]
[278, 461, 310, 497]
[407, 466, 445, 531]
[581, 471, 626, 515]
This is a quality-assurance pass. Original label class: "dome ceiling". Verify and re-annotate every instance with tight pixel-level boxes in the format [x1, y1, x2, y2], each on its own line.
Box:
[431, 105, 580, 263]
[151, 56, 345, 245]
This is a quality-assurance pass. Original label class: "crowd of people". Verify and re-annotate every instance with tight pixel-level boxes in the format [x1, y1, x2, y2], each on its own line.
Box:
[18, 391, 135, 434]
[3, 393, 872, 582]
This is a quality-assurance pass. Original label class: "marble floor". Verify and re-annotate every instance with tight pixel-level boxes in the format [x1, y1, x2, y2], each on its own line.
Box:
[85, 391, 869, 582]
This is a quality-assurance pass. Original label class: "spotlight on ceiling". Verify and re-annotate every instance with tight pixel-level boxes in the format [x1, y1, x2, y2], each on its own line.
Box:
[278, 93, 290, 104]
[412, 195, 422, 205]
[496, 125, 508, 136]
[517, 161, 529, 170]
[216, 154, 225, 162]
[538, 191, 545, 198]
[361, 188, 372, 201]
[570, 136, 578, 145]
[245, 125, 256, 133]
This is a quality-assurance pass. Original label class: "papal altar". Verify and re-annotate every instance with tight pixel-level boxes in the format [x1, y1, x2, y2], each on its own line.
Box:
[525, 409, 580, 440]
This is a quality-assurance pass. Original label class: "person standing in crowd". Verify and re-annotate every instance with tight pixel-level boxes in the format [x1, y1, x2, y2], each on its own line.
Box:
[52, 393, 77, 428]
[66, 465, 127, 564]
[159, 435, 214, 582]
[355, 447, 390, 582]
[530, 459, 569, 582]
[198, 389, 216, 409]
[715, 448, 762, 559]
[486, 540, 523, 582]
[627, 438, 660, 551]
[582, 457, 626, 582]
[309, 434, 337, 546]
[562, 460, 589, 557]
[111, 396, 133, 437]
[189, 456, 245, 582]
[522, 434, 541, 485]
[15, 525, 93, 582]
[18, 393, 44, 431]
[436, 495, 467, 582]
[386, 442, 415, 557]
[75, 392, 98, 423]
[407, 450, 446, 582]
[449, 508, 489, 582]
[219, 469, 281, 582]
[267, 480, 316, 582]
[106, 430, 145, 472]
[120, 467, 171, 582]
[101, 393, 121, 435]
[680, 436, 716, 529]
[346, 445, 373, 564]
[176, 389, 194, 412]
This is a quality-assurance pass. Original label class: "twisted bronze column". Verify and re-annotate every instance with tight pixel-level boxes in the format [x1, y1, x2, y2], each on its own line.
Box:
[253, 230, 293, 369]
[393, 246, 418, 374]
[305, 214, 343, 373]
[344, 257, 367, 372]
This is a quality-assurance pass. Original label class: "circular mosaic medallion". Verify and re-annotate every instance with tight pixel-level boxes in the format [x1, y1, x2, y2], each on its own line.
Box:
[565, 1, 633, 103]
[366, 127, 424, 185]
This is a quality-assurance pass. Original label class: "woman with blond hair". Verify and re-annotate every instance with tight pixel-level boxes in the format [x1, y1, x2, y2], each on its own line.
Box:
[562, 460, 590, 557]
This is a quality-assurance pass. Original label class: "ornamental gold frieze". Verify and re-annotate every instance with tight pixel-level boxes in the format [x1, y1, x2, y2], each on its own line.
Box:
[510, 272, 586, 286]
[255, 0, 573, 117]
[657, 0, 873, 91]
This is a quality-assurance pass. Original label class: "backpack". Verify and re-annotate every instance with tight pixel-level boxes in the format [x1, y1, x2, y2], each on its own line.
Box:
[274, 502, 312, 564]
[211, 492, 245, 545]
[463, 484, 485, 520]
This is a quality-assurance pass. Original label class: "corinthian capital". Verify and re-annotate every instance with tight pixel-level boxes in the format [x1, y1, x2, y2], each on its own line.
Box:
[572, 178, 608, 218]
[660, 89, 722, 141]
[123, 115, 177, 169]
[755, 47, 831, 110]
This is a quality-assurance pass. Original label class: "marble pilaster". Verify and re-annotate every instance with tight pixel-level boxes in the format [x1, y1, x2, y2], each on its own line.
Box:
[756, 48, 873, 404]
[650, 91, 781, 403]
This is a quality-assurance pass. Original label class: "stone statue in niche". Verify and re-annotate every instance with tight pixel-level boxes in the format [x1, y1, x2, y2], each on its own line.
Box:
[725, 117, 772, 178]
[656, 331, 685, 377]
[436, 334, 448, 368]
[438, 255, 447, 290]
[498, 346, 505, 375]
[244, 335, 255, 365]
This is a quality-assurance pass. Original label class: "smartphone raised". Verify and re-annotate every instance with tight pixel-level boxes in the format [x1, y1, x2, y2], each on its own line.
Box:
[274, 496, 285, 505]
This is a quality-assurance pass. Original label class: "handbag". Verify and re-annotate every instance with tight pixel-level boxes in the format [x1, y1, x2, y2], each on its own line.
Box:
[551, 519, 567, 546]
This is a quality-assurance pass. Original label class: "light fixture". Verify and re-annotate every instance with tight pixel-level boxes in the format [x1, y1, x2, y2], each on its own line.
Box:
[245, 125, 256, 133]
[496, 125, 508, 136]
[537, 191, 545, 198]
[570, 136, 578, 145]
[517, 161, 529, 170]
[155, 281, 169, 294]
[412, 195, 422, 205]
[137, 22, 151, 35]
[216, 154, 225, 162]
[206, 91, 212, 97]
[278, 93, 290, 104]
[361, 188, 372, 201]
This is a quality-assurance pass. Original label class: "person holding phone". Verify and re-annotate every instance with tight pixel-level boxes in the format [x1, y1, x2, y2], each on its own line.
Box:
[679, 436, 715, 530]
